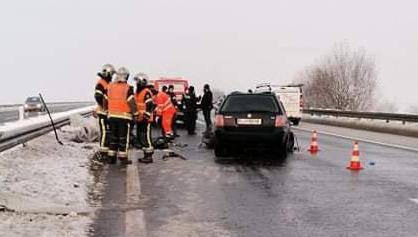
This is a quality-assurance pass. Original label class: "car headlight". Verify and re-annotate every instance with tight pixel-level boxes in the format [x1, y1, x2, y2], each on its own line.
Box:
[36, 104, 42, 108]
[24, 104, 29, 108]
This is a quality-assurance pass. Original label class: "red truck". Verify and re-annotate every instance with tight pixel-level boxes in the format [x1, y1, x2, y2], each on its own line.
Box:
[152, 77, 189, 123]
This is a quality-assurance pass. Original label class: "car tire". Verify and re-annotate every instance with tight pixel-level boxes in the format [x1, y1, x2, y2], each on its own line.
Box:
[287, 132, 295, 153]
[274, 136, 288, 159]
[214, 139, 228, 157]
[292, 118, 300, 126]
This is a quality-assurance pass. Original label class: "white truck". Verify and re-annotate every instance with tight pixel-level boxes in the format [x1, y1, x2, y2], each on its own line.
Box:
[255, 83, 303, 125]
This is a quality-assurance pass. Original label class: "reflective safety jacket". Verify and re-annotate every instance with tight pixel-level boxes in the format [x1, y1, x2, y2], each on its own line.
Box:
[154, 91, 176, 116]
[107, 82, 137, 120]
[135, 88, 154, 122]
[94, 77, 109, 115]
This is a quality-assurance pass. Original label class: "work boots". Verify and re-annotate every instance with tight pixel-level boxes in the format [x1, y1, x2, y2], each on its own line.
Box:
[108, 156, 117, 164]
[138, 153, 153, 164]
[120, 158, 133, 165]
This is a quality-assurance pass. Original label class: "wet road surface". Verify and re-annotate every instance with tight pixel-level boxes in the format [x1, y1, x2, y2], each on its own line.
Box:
[93, 123, 418, 237]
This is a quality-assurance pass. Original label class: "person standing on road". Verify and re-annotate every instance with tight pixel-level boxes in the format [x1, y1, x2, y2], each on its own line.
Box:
[155, 85, 176, 141]
[167, 85, 179, 137]
[94, 64, 115, 156]
[200, 84, 213, 130]
[182, 86, 198, 135]
[134, 73, 155, 163]
[105, 67, 138, 165]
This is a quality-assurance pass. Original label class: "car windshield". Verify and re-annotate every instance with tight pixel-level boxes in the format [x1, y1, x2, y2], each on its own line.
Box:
[221, 95, 281, 114]
[26, 97, 41, 102]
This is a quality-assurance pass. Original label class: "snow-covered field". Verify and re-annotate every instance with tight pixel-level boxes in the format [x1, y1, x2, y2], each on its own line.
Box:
[0, 124, 100, 237]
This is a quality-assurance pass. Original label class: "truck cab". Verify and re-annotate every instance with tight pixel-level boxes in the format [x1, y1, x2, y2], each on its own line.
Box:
[153, 77, 189, 123]
[255, 83, 304, 125]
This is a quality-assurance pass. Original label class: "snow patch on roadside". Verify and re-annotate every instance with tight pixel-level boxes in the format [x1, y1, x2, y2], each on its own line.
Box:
[0, 127, 98, 237]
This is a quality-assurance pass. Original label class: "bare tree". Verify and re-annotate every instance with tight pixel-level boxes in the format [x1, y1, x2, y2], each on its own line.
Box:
[298, 42, 377, 111]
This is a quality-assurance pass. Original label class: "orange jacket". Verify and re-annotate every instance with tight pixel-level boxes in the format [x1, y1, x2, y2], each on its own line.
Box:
[95, 78, 109, 115]
[107, 82, 134, 120]
[135, 88, 154, 122]
[154, 91, 176, 116]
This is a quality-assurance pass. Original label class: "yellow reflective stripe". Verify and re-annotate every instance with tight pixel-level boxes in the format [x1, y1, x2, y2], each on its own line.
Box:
[108, 150, 116, 156]
[100, 118, 106, 147]
[146, 123, 153, 149]
[145, 98, 153, 103]
[95, 90, 104, 95]
[125, 123, 130, 154]
[144, 112, 151, 116]
[127, 95, 134, 101]
[108, 113, 132, 120]
[118, 151, 128, 158]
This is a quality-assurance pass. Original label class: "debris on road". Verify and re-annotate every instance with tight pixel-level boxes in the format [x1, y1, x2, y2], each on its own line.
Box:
[69, 114, 99, 143]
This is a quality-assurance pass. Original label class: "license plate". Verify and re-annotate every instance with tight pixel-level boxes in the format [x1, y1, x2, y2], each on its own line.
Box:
[237, 118, 262, 125]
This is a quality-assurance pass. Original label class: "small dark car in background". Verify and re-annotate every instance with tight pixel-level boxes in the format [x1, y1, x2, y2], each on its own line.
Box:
[23, 96, 45, 113]
[213, 92, 294, 158]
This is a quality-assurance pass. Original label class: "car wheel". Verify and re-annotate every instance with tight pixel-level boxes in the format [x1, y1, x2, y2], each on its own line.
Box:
[274, 136, 288, 159]
[214, 139, 228, 157]
[287, 132, 295, 153]
[292, 118, 300, 126]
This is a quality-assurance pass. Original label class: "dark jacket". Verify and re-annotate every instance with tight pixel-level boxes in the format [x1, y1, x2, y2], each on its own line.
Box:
[182, 92, 198, 113]
[201, 90, 213, 110]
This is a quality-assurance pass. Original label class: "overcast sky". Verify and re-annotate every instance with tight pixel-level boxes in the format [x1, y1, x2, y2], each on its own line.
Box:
[1, 0, 417, 111]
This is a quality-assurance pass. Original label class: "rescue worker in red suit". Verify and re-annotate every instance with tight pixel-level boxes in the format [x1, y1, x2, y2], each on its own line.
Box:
[104, 67, 138, 165]
[94, 64, 115, 155]
[154, 86, 176, 141]
[167, 85, 179, 137]
[133, 73, 155, 163]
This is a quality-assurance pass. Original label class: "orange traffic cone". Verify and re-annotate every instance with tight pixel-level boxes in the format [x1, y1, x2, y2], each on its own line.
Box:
[347, 141, 363, 170]
[308, 130, 320, 154]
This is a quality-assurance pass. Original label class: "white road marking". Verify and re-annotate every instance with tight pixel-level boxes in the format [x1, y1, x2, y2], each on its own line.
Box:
[125, 157, 147, 237]
[409, 198, 418, 204]
[293, 127, 418, 153]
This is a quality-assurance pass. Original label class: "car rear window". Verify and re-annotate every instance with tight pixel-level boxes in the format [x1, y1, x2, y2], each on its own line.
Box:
[26, 97, 40, 102]
[221, 95, 281, 113]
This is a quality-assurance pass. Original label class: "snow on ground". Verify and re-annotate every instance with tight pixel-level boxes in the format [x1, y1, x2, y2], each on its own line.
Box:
[0, 124, 100, 237]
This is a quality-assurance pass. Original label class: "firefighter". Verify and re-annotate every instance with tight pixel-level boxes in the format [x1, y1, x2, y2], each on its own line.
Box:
[105, 67, 138, 165]
[133, 73, 155, 163]
[154, 85, 176, 141]
[94, 64, 115, 155]
[182, 86, 198, 135]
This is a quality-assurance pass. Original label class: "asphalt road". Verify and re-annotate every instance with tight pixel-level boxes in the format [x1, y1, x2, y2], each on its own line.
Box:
[0, 103, 93, 124]
[93, 123, 418, 237]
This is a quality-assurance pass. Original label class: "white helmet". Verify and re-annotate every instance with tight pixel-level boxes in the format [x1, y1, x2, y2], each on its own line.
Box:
[115, 67, 130, 82]
[100, 64, 116, 79]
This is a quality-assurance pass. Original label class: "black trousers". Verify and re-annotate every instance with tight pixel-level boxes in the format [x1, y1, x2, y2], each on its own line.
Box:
[203, 109, 212, 129]
[185, 111, 197, 134]
[108, 117, 131, 159]
[137, 121, 154, 155]
[172, 113, 178, 136]
[98, 114, 109, 153]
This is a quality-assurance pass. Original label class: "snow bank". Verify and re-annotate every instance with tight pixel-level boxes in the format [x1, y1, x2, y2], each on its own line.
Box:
[0, 125, 99, 237]
[302, 114, 418, 137]
[0, 106, 94, 141]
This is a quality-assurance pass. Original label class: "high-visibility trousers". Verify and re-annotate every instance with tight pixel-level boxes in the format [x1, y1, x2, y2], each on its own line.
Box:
[137, 121, 154, 155]
[108, 117, 131, 159]
[162, 109, 175, 136]
[98, 114, 109, 153]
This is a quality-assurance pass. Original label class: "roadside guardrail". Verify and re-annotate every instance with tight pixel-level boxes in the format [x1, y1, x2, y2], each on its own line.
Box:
[0, 106, 94, 152]
[303, 109, 418, 124]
